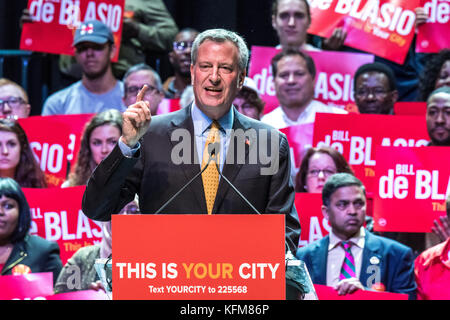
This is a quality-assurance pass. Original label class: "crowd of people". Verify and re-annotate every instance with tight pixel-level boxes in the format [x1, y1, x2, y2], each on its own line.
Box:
[0, 0, 449, 300]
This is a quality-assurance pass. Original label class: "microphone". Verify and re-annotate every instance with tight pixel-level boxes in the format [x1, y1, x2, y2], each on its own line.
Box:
[154, 149, 216, 214]
[156, 142, 295, 254]
[210, 148, 262, 216]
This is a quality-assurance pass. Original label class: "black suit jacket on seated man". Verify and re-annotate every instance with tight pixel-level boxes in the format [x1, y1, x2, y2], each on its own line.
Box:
[82, 105, 301, 253]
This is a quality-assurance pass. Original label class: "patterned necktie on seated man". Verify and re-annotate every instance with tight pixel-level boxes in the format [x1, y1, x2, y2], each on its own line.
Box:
[339, 241, 356, 280]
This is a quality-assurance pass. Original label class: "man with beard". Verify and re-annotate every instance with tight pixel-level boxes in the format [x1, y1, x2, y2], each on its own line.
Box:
[163, 28, 199, 99]
[42, 20, 125, 115]
[427, 86, 450, 147]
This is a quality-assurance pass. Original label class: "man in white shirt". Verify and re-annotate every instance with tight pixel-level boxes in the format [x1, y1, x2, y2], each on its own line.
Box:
[296, 173, 416, 299]
[261, 49, 346, 129]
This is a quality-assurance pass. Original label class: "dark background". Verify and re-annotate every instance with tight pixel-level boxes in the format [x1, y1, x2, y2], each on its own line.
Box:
[0, 0, 280, 115]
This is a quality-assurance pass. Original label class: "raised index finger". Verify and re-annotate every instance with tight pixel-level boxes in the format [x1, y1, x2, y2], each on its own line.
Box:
[136, 84, 149, 102]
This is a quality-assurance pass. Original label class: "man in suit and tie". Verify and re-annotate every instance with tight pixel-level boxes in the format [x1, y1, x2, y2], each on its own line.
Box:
[296, 173, 416, 299]
[82, 28, 300, 253]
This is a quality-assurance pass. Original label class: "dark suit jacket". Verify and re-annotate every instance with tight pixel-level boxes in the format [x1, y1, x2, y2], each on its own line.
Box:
[1, 235, 62, 285]
[296, 230, 417, 299]
[82, 106, 300, 252]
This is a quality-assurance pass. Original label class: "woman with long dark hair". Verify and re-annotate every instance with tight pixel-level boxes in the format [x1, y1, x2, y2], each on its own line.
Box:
[64, 109, 122, 187]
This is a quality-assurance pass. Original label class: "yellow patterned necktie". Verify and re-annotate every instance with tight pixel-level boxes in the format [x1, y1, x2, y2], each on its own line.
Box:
[201, 121, 220, 215]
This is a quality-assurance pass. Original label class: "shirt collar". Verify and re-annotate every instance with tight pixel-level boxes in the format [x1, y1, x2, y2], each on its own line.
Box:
[328, 227, 366, 251]
[280, 100, 314, 125]
[191, 101, 234, 136]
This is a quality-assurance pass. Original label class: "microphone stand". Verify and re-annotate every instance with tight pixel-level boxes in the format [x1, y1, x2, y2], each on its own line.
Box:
[154, 155, 214, 214]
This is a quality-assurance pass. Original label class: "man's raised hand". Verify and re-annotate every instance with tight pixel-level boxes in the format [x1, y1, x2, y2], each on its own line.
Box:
[121, 85, 152, 147]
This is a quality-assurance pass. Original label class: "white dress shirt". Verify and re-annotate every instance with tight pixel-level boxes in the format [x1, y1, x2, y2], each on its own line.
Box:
[261, 100, 347, 129]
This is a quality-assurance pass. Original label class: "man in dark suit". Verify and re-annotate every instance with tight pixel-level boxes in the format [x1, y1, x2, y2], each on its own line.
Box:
[296, 173, 416, 299]
[82, 28, 300, 253]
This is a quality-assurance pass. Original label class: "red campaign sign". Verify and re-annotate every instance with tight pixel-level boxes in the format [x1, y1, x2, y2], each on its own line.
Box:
[295, 193, 331, 248]
[18, 114, 93, 187]
[0, 273, 54, 300]
[54, 113, 95, 172]
[156, 98, 182, 115]
[23, 186, 103, 265]
[312, 113, 430, 193]
[20, 0, 125, 62]
[248, 46, 374, 114]
[373, 147, 449, 232]
[416, 0, 450, 53]
[314, 284, 408, 300]
[46, 290, 109, 300]
[281, 123, 314, 170]
[394, 102, 427, 116]
[112, 215, 285, 300]
[308, 0, 420, 64]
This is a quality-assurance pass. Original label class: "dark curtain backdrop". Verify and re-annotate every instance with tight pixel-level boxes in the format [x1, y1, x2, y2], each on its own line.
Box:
[0, 0, 279, 115]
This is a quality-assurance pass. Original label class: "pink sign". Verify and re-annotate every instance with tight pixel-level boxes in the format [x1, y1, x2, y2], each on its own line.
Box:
[248, 46, 374, 114]
[374, 146, 448, 232]
[19, 114, 93, 187]
[46, 290, 109, 300]
[157, 98, 181, 115]
[308, 0, 420, 64]
[20, 0, 125, 61]
[0, 273, 54, 300]
[281, 123, 314, 170]
[314, 284, 408, 300]
[24, 186, 103, 265]
[394, 102, 427, 116]
[312, 113, 430, 193]
[295, 193, 331, 248]
[416, 0, 450, 53]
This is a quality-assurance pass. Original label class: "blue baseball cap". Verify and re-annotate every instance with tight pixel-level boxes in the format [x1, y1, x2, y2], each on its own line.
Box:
[73, 20, 114, 46]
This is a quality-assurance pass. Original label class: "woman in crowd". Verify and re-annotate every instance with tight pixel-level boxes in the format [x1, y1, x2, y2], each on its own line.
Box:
[0, 177, 62, 283]
[295, 146, 353, 193]
[233, 77, 265, 120]
[0, 119, 46, 188]
[418, 49, 450, 101]
[63, 109, 122, 187]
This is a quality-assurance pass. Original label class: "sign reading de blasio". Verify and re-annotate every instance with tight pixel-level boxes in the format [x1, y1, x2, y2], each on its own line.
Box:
[112, 214, 286, 300]
[374, 146, 449, 232]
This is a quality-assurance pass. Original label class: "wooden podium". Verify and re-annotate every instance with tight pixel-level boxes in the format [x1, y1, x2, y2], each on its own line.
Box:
[112, 214, 286, 300]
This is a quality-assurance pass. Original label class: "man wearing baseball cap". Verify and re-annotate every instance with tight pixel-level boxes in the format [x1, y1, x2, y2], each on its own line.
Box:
[42, 20, 125, 115]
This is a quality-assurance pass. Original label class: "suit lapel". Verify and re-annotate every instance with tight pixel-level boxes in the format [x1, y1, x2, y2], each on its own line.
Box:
[312, 236, 329, 285]
[167, 106, 207, 214]
[360, 231, 382, 287]
[212, 110, 251, 213]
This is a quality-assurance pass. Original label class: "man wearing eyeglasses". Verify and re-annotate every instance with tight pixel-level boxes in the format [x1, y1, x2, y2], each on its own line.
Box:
[0, 78, 31, 119]
[164, 28, 200, 99]
[123, 63, 164, 115]
[353, 62, 399, 115]
[41, 20, 125, 116]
